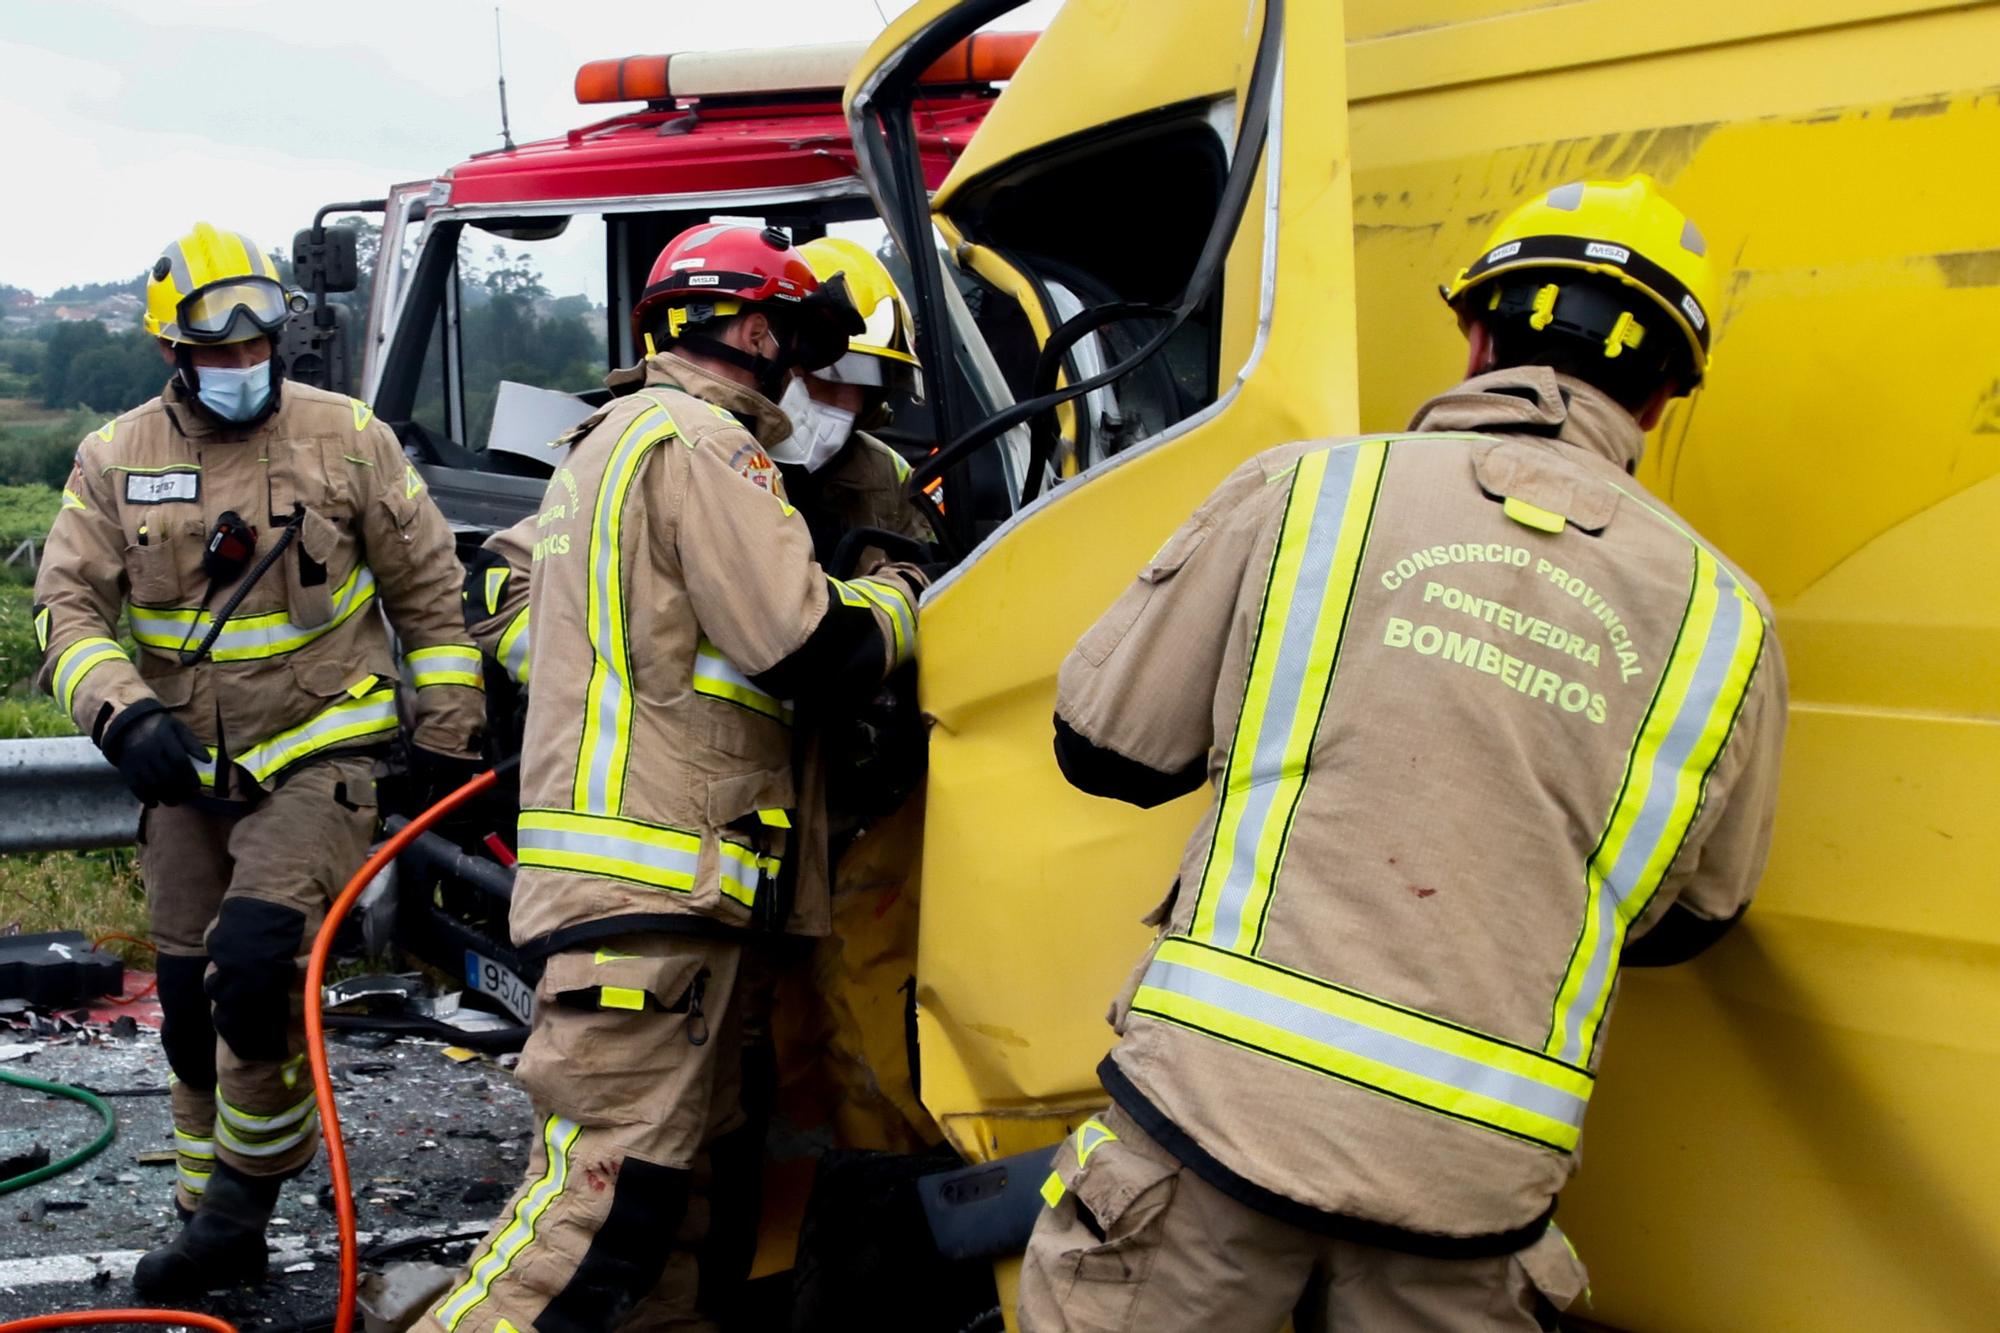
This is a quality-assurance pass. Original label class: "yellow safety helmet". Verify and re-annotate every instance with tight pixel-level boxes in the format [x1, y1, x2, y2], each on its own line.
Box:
[798, 236, 922, 398]
[144, 222, 303, 345]
[1441, 175, 1718, 385]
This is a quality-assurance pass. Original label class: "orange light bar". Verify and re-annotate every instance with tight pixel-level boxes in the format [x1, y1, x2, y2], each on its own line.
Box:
[921, 31, 1037, 86]
[575, 55, 671, 105]
[575, 33, 1035, 106]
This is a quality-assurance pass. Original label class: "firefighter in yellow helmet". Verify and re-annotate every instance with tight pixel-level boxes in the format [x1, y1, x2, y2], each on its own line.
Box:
[1020, 177, 1788, 1330]
[776, 235, 936, 561]
[33, 223, 487, 1300]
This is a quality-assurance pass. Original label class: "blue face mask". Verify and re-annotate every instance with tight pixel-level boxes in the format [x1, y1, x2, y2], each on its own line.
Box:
[195, 360, 273, 423]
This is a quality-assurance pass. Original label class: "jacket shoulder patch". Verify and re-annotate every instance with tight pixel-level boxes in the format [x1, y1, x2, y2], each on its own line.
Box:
[728, 441, 780, 492]
[350, 399, 374, 431]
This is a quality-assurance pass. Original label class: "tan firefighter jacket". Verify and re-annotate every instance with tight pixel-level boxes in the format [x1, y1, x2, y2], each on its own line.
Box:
[464, 414, 932, 685]
[508, 352, 924, 955]
[780, 430, 936, 572]
[1057, 368, 1788, 1252]
[35, 378, 483, 800]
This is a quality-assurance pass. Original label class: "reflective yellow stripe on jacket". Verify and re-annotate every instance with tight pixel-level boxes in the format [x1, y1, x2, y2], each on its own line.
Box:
[496, 607, 531, 685]
[517, 809, 773, 908]
[1545, 545, 1765, 1065]
[129, 565, 378, 662]
[691, 637, 792, 723]
[1190, 440, 1388, 952]
[833, 576, 916, 668]
[407, 644, 485, 690]
[190, 681, 400, 792]
[51, 636, 127, 713]
[1134, 938, 1594, 1152]
[574, 400, 678, 816]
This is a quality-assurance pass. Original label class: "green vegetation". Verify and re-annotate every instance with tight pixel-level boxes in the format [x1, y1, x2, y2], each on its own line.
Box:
[0, 336, 42, 399]
[0, 848, 146, 944]
[37, 320, 167, 414]
[0, 404, 94, 492]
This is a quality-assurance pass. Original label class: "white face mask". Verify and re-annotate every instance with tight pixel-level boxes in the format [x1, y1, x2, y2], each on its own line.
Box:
[773, 377, 856, 473]
[194, 360, 273, 423]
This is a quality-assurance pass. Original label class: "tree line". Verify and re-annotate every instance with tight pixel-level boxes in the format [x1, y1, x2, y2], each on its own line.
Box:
[4, 226, 603, 480]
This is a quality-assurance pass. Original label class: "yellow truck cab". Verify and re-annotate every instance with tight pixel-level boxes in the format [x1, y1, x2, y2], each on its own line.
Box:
[849, 2, 2000, 1327]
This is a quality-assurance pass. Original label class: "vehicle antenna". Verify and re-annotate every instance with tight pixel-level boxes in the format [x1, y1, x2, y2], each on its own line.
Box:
[493, 6, 516, 152]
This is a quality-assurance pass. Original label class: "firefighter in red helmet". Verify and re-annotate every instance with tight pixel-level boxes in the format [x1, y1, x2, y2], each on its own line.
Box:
[419, 223, 932, 1332]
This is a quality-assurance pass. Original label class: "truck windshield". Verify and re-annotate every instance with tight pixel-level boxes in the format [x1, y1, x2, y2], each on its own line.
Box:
[373, 201, 889, 477]
[386, 214, 609, 468]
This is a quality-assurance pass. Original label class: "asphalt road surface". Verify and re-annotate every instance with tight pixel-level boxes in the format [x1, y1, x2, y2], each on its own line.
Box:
[0, 1026, 532, 1327]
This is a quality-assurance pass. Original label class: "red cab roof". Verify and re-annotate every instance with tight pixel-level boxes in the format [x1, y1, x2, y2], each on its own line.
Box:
[440, 94, 995, 210]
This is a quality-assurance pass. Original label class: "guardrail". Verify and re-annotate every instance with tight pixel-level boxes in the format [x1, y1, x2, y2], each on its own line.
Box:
[0, 738, 139, 854]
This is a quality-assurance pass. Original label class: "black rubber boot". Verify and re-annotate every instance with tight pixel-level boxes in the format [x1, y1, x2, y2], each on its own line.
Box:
[133, 1161, 280, 1299]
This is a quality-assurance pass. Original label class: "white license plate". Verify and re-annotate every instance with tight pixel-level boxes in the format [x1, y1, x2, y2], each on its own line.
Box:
[464, 950, 535, 1023]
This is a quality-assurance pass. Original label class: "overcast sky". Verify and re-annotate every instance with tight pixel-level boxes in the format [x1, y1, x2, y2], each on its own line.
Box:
[0, 0, 1061, 297]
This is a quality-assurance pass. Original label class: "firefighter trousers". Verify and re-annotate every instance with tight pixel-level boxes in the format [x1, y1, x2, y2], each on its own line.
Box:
[1018, 1104, 1589, 1333]
[419, 934, 772, 1333]
[142, 754, 378, 1210]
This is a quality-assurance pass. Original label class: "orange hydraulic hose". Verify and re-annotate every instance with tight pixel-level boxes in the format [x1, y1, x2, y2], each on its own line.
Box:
[307, 767, 502, 1333]
[0, 1314, 236, 1332]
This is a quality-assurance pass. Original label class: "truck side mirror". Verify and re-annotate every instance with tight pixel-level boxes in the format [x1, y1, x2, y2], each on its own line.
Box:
[292, 225, 360, 294]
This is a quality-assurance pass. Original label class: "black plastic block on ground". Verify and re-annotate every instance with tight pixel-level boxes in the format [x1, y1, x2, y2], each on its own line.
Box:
[0, 931, 124, 1007]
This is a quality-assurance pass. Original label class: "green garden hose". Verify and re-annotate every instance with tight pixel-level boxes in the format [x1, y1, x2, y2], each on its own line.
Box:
[0, 1066, 116, 1195]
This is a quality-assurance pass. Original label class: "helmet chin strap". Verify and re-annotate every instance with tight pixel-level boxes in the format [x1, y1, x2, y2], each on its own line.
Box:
[174, 336, 286, 431]
[676, 330, 793, 402]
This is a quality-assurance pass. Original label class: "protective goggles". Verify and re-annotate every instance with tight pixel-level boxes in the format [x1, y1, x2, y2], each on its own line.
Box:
[176, 278, 307, 344]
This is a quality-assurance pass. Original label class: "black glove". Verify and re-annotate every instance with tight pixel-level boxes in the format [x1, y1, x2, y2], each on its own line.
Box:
[101, 701, 206, 807]
[407, 743, 488, 810]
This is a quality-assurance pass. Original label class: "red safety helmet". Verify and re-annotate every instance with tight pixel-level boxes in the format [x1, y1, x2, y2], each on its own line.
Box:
[633, 223, 862, 380]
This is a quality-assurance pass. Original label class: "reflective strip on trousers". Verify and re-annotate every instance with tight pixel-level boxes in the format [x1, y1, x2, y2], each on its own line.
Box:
[574, 402, 678, 815]
[218, 1087, 315, 1135]
[216, 1107, 319, 1158]
[1546, 546, 1765, 1064]
[407, 643, 485, 690]
[230, 686, 399, 784]
[1190, 441, 1388, 952]
[436, 1115, 581, 1329]
[176, 1128, 215, 1195]
[692, 638, 792, 723]
[496, 607, 531, 684]
[52, 636, 127, 713]
[1041, 1117, 1119, 1208]
[129, 565, 378, 662]
[518, 808, 772, 908]
[1134, 937, 1594, 1153]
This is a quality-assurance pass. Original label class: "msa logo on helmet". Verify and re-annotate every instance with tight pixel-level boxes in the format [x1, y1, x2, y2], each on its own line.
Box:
[687, 274, 721, 286]
[1681, 294, 1707, 330]
[1584, 242, 1631, 264]
[1486, 241, 1522, 264]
